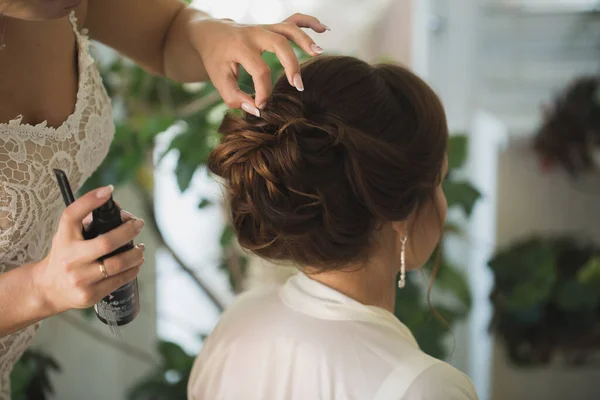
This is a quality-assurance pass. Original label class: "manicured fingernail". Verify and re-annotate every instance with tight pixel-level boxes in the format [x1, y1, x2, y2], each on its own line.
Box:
[133, 219, 145, 232]
[241, 102, 261, 117]
[138, 243, 146, 251]
[311, 44, 324, 55]
[96, 185, 114, 199]
[322, 24, 331, 31]
[121, 210, 135, 219]
[293, 73, 304, 92]
[258, 103, 266, 110]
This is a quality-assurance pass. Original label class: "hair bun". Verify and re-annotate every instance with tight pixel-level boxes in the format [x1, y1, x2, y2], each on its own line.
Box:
[208, 56, 448, 269]
[209, 97, 376, 267]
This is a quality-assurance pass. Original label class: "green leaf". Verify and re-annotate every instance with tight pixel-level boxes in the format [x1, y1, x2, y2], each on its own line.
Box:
[10, 358, 36, 395]
[553, 279, 598, 311]
[158, 341, 194, 371]
[138, 115, 175, 142]
[433, 305, 463, 327]
[447, 135, 468, 170]
[489, 239, 556, 284]
[220, 225, 235, 247]
[174, 159, 197, 192]
[489, 239, 557, 311]
[505, 281, 553, 310]
[409, 304, 458, 360]
[443, 180, 481, 216]
[198, 199, 212, 209]
[11, 349, 61, 400]
[577, 257, 600, 291]
[128, 341, 193, 400]
[436, 262, 472, 309]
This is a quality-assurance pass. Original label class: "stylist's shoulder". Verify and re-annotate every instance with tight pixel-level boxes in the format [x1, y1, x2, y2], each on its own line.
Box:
[398, 361, 479, 400]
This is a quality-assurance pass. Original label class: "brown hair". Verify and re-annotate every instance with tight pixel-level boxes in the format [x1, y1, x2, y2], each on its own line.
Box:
[208, 56, 448, 269]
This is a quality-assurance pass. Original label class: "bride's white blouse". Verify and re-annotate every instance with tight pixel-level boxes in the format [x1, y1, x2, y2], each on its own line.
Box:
[188, 272, 478, 400]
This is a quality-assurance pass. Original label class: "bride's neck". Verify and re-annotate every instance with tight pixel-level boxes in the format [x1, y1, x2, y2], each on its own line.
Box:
[305, 258, 397, 313]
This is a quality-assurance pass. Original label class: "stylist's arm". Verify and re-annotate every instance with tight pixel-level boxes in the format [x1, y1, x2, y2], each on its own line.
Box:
[85, 0, 328, 116]
[0, 186, 144, 336]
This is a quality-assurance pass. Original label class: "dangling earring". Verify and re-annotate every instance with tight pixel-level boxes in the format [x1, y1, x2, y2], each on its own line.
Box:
[398, 232, 408, 289]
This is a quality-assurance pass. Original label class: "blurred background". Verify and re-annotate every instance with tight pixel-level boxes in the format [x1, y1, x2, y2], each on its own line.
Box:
[11, 0, 600, 399]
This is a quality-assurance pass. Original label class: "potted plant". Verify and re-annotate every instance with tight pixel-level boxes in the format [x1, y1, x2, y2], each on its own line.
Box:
[534, 76, 600, 175]
[489, 236, 600, 399]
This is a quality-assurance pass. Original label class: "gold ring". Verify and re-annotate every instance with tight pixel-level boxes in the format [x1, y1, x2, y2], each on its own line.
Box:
[99, 263, 109, 279]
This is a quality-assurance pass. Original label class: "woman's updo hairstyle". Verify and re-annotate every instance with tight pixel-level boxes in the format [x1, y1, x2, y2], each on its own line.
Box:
[208, 56, 448, 269]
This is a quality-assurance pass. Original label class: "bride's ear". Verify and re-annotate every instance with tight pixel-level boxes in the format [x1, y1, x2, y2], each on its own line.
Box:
[391, 221, 407, 239]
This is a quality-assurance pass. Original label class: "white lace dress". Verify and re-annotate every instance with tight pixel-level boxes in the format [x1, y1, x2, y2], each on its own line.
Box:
[0, 12, 114, 398]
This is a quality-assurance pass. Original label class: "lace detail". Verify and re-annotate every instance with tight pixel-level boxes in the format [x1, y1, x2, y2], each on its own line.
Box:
[0, 11, 114, 397]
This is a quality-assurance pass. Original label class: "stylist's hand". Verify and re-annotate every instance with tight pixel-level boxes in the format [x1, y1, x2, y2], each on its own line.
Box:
[190, 13, 328, 116]
[33, 186, 145, 315]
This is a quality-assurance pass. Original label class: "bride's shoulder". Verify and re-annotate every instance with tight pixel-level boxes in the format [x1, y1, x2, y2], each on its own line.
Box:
[378, 359, 479, 400]
[214, 285, 283, 326]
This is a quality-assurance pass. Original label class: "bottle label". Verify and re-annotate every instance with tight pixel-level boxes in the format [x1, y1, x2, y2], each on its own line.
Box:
[94, 281, 139, 322]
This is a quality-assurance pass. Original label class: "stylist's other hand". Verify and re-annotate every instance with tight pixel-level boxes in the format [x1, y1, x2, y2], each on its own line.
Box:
[190, 13, 328, 116]
[33, 186, 145, 314]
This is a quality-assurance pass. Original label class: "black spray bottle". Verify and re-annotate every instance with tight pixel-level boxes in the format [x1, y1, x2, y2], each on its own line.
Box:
[54, 169, 140, 334]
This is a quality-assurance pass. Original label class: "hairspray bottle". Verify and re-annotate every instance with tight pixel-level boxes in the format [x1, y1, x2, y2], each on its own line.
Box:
[54, 169, 140, 335]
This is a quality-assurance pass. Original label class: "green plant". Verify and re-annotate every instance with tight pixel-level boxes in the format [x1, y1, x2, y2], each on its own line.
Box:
[127, 341, 197, 400]
[489, 236, 600, 366]
[10, 349, 61, 400]
[395, 134, 480, 359]
[534, 76, 600, 175]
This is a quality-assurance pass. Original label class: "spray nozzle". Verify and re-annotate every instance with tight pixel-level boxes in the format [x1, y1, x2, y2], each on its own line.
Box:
[92, 196, 120, 223]
[98, 198, 115, 212]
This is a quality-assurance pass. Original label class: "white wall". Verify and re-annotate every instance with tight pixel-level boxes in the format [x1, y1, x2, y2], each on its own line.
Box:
[496, 140, 600, 247]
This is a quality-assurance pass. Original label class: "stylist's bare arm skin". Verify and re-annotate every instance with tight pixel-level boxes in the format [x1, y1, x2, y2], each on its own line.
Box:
[86, 0, 327, 111]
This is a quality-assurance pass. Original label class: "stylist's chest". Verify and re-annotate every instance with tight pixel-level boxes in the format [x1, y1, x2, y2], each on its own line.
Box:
[0, 8, 86, 128]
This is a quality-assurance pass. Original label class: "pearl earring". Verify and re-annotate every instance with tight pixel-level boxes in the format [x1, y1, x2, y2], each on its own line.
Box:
[398, 232, 408, 289]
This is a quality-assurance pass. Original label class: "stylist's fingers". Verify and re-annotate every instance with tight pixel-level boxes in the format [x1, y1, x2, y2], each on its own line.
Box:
[87, 244, 145, 284]
[79, 218, 145, 263]
[284, 13, 329, 33]
[60, 185, 114, 236]
[94, 263, 143, 300]
[239, 48, 275, 109]
[267, 22, 324, 58]
[83, 209, 135, 231]
[252, 32, 302, 103]
[121, 210, 136, 222]
[215, 66, 261, 117]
